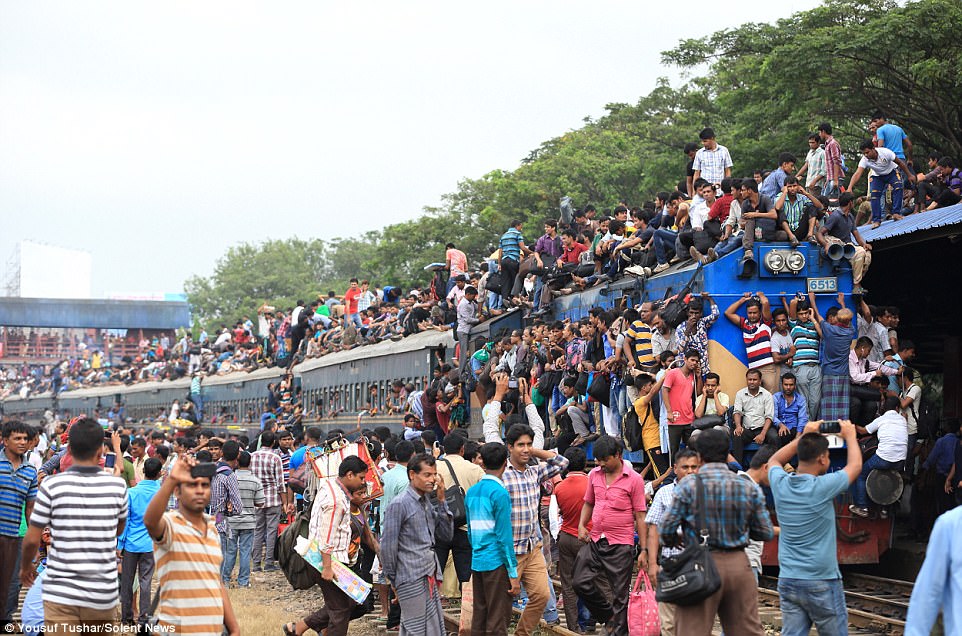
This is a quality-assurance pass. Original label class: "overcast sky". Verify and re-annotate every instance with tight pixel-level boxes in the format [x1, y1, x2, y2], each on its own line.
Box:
[1, 0, 820, 297]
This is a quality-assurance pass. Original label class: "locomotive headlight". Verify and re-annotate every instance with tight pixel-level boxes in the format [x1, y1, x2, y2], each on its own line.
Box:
[786, 250, 806, 273]
[764, 251, 785, 273]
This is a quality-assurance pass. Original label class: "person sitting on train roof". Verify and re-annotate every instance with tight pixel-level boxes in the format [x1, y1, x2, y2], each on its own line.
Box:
[774, 176, 824, 243]
[652, 191, 693, 274]
[816, 191, 873, 295]
[740, 178, 797, 260]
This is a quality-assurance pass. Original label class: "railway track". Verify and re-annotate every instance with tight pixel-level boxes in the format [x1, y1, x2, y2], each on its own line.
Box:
[438, 572, 913, 636]
[759, 573, 910, 634]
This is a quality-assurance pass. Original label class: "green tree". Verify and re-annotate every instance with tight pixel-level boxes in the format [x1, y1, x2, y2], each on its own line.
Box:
[662, 0, 962, 164]
[187, 0, 961, 316]
[184, 238, 327, 330]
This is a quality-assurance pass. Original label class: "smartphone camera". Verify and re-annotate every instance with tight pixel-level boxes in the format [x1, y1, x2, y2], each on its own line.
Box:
[819, 420, 841, 434]
[508, 377, 519, 389]
[190, 462, 217, 479]
[104, 453, 116, 469]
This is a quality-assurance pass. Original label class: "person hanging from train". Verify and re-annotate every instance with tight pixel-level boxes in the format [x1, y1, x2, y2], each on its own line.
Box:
[725, 291, 779, 394]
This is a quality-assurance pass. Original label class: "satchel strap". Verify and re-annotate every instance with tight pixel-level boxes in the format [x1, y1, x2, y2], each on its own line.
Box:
[441, 457, 463, 491]
[694, 474, 710, 544]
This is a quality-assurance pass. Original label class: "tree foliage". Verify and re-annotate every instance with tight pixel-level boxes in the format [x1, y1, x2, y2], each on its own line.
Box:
[186, 0, 961, 328]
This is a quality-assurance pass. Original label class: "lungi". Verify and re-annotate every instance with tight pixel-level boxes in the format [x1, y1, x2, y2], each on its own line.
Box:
[396, 576, 445, 636]
[821, 374, 849, 421]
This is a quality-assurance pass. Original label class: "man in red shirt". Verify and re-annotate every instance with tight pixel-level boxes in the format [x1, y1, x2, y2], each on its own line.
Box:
[343, 278, 363, 330]
[574, 435, 647, 635]
[662, 349, 702, 459]
[552, 447, 591, 632]
[557, 229, 587, 267]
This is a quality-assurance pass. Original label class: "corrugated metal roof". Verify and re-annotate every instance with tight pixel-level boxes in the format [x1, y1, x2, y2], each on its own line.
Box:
[857, 203, 962, 243]
[0, 298, 191, 329]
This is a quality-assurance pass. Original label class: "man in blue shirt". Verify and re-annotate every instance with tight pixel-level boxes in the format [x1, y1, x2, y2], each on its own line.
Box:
[906, 506, 962, 635]
[773, 372, 809, 445]
[465, 442, 519, 636]
[870, 111, 912, 163]
[767, 419, 861, 636]
[923, 420, 960, 517]
[499, 219, 531, 302]
[760, 152, 798, 201]
[1, 421, 38, 628]
[119, 457, 162, 625]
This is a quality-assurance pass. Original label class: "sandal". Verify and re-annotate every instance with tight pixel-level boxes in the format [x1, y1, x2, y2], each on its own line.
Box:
[282, 622, 297, 636]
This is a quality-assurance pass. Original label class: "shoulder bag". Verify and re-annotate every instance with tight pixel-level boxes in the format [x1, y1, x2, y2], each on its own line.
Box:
[440, 457, 468, 527]
[655, 475, 722, 605]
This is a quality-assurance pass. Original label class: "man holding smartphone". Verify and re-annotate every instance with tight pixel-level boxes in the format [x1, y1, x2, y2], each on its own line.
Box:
[767, 419, 861, 636]
[144, 455, 239, 636]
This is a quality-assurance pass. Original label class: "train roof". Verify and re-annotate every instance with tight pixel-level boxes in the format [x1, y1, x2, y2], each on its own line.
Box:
[295, 329, 450, 373]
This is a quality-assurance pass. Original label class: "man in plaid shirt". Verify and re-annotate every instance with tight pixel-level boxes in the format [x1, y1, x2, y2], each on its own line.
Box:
[250, 431, 290, 571]
[692, 127, 734, 188]
[660, 429, 773, 636]
[501, 423, 568, 636]
[818, 122, 844, 198]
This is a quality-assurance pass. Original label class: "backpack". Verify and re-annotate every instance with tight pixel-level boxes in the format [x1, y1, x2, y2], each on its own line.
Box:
[911, 390, 940, 441]
[622, 404, 645, 452]
[277, 503, 322, 590]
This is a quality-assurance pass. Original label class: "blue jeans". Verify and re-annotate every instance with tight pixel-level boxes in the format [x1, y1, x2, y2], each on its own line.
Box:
[653, 229, 677, 265]
[869, 170, 903, 223]
[223, 528, 254, 586]
[577, 599, 593, 630]
[852, 454, 899, 507]
[190, 393, 204, 422]
[714, 233, 742, 257]
[821, 180, 840, 199]
[777, 578, 848, 636]
[348, 312, 363, 329]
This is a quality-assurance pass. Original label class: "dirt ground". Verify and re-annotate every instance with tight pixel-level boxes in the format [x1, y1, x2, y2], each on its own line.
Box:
[227, 568, 383, 636]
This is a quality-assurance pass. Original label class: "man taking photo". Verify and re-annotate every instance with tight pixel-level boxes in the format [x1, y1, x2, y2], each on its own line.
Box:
[767, 419, 861, 636]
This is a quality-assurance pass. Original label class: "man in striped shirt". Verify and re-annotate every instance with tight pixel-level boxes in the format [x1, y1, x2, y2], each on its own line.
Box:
[624, 306, 656, 372]
[726, 292, 778, 394]
[275, 429, 294, 485]
[1, 421, 37, 628]
[818, 122, 843, 198]
[20, 418, 127, 633]
[499, 220, 531, 302]
[785, 295, 822, 420]
[225, 451, 264, 587]
[145, 452, 240, 636]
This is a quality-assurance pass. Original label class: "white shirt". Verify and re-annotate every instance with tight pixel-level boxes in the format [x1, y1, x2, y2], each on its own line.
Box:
[900, 384, 922, 435]
[858, 147, 899, 176]
[688, 200, 711, 230]
[771, 330, 794, 362]
[866, 410, 909, 463]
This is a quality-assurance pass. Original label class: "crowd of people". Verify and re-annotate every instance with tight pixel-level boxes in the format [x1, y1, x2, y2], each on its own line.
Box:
[7, 113, 960, 406]
[3, 364, 959, 636]
[2, 112, 962, 636]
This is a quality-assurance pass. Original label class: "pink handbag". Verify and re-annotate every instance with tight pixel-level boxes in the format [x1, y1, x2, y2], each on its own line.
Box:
[628, 570, 660, 636]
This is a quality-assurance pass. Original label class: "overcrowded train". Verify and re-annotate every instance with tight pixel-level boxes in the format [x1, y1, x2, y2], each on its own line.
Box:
[1, 239, 896, 566]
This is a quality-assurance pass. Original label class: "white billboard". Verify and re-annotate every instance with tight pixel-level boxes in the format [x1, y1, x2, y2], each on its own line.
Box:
[18, 240, 92, 299]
